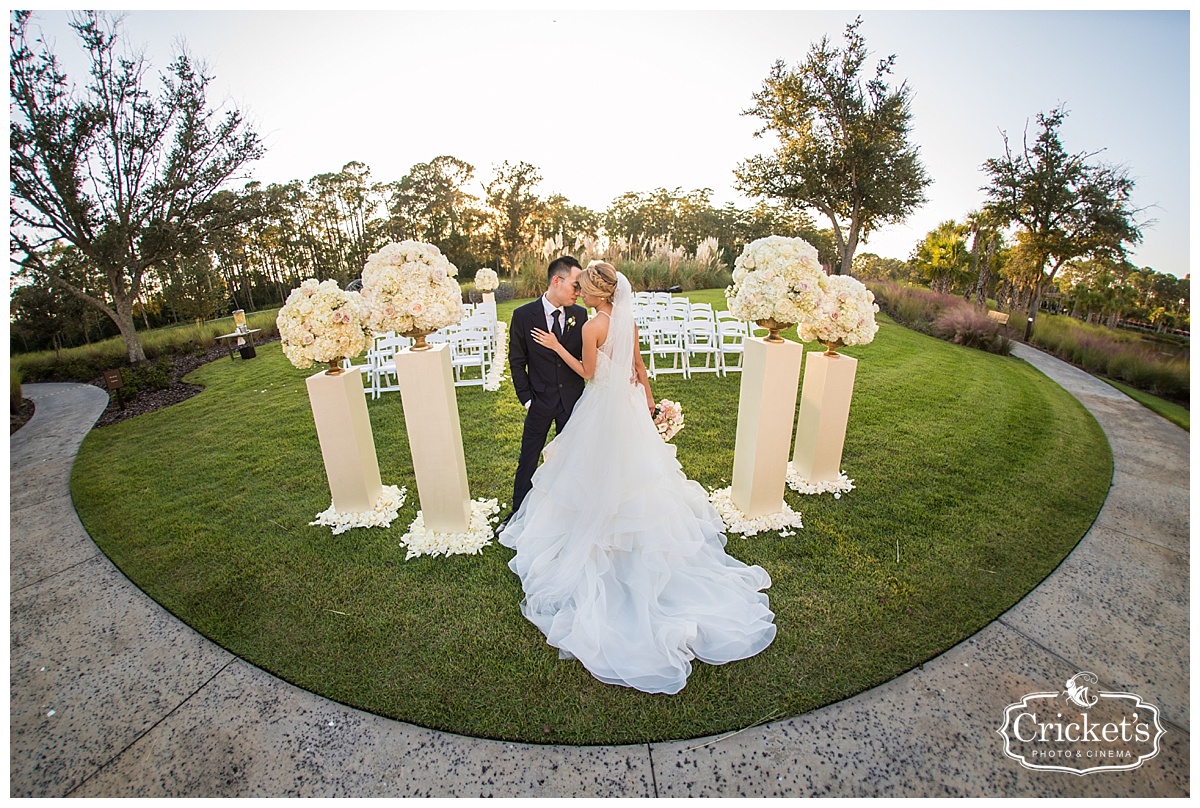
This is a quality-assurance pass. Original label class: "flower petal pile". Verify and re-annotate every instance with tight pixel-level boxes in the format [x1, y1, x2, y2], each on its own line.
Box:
[310, 484, 407, 535]
[360, 241, 464, 335]
[707, 486, 804, 537]
[277, 279, 374, 370]
[725, 236, 827, 326]
[797, 274, 880, 347]
[400, 498, 501, 560]
[483, 321, 509, 392]
[785, 463, 855, 498]
[474, 267, 499, 292]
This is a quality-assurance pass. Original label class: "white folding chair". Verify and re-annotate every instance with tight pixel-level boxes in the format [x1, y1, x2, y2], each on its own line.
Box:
[450, 327, 490, 386]
[668, 299, 692, 322]
[685, 320, 721, 376]
[646, 320, 689, 379]
[369, 333, 409, 399]
[718, 320, 748, 376]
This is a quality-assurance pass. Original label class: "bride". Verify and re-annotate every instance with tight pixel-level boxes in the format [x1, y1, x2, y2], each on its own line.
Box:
[498, 261, 776, 695]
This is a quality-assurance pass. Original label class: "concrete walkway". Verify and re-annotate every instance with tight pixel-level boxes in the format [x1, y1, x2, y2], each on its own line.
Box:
[9, 345, 1189, 797]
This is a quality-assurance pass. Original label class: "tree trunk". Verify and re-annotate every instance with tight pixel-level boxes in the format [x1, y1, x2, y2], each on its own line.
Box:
[112, 294, 147, 364]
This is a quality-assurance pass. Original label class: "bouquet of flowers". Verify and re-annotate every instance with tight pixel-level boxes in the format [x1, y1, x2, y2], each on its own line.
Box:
[360, 241, 464, 335]
[277, 279, 373, 370]
[797, 274, 880, 348]
[474, 267, 499, 293]
[725, 236, 828, 326]
[653, 398, 684, 442]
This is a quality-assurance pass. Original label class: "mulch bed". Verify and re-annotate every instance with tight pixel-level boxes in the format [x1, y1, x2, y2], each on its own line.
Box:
[90, 337, 280, 428]
[10, 399, 36, 435]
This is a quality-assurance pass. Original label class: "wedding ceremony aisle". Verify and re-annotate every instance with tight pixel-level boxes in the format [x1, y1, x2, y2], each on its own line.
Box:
[9, 343, 1188, 797]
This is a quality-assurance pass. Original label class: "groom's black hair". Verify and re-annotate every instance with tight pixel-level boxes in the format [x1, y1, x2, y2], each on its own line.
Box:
[547, 255, 582, 284]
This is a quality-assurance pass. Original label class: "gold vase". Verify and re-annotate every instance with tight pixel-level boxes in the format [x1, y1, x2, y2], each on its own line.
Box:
[823, 339, 846, 357]
[326, 359, 345, 375]
[755, 318, 793, 344]
[403, 329, 435, 351]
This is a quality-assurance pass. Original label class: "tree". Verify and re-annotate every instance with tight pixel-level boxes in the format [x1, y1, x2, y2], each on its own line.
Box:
[387, 155, 485, 270]
[911, 220, 971, 294]
[161, 251, 227, 323]
[10, 11, 262, 363]
[485, 161, 543, 277]
[964, 208, 1005, 305]
[981, 106, 1142, 327]
[735, 16, 930, 275]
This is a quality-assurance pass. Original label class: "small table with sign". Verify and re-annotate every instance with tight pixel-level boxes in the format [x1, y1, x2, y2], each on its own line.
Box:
[216, 328, 262, 361]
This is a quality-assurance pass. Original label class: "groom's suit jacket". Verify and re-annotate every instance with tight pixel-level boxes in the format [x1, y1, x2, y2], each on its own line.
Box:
[509, 299, 589, 415]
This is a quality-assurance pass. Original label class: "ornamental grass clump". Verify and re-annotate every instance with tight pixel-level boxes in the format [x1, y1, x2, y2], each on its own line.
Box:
[933, 306, 1012, 355]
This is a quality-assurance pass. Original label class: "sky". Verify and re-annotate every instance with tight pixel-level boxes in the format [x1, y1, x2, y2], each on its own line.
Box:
[18, 8, 1192, 278]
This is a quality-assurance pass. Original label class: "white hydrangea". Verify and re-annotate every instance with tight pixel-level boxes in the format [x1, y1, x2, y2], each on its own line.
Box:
[726, 236, 828, 326]
[797, 273, 880, 348]
[360, 240, 465, 335]
[474, 267, 499, 292]
[400, 498, 501, 560]
[277, 279, 374, 370]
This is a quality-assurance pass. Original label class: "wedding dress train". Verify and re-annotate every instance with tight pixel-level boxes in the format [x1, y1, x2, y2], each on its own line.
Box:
[499, 274, 775, 695]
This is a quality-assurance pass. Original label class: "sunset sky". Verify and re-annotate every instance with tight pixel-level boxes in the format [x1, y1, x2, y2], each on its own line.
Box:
[20, 7, 1191, 277]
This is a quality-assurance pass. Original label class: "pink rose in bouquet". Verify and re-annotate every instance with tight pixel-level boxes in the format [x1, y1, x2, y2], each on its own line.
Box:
[652, 398, 684, 442]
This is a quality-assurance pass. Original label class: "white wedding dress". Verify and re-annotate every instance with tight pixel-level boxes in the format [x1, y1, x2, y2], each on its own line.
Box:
[499, 273, 776, 695]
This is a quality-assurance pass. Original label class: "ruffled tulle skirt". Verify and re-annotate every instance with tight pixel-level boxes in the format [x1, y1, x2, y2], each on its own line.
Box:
[499, 377, 776, 694]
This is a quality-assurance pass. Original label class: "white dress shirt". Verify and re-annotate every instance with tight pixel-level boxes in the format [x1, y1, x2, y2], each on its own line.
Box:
[541, 293, 565, 333]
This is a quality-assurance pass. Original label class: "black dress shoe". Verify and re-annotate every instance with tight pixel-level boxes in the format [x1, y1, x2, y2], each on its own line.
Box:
[494, 515, 512, 537]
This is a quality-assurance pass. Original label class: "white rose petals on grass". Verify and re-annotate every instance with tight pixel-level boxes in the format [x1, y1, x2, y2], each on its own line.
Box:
[400, 498, 501, 560]
[785, 463, 855, 498]
[707, 486, 804, 538]
[483, 321, 509, 392]
[310, 485, 407, 535]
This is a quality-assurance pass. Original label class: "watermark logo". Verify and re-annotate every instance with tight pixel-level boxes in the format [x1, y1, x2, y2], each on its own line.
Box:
[998, 672, 1166, 775]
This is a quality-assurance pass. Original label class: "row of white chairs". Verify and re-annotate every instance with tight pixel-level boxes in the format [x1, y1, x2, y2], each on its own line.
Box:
[343, 311, 500, 398]
[632, 295, 769, 379]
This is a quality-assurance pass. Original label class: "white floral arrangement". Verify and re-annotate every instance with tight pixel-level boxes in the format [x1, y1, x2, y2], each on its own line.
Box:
[483, 321, 509, 392]
[653, 399, 684, 441]
[786, 463, 855, 498]
[725, 235, 827, 326]
[277, 278, 374, 370]
[400, 498, 501, 560]
[310, 485, 407, 535]
[360, 240, 464, 335]
[797, 273, 880, 347]
[707, 486, 804, 538]
[474, 267, 499, 293]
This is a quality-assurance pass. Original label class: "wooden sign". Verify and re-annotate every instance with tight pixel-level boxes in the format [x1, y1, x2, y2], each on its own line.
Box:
[103, 369, 123, 390]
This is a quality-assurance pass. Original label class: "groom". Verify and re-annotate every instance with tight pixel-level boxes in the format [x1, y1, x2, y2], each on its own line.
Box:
[504, 256, 589, 521]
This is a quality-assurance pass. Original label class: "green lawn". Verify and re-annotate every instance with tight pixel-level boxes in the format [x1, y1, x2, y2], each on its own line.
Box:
[71, 295, 1112, 745]
[1099, 376, 1189, 431]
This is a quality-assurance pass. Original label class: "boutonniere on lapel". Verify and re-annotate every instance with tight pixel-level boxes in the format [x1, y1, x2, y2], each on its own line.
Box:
[565, 316, 577, 332]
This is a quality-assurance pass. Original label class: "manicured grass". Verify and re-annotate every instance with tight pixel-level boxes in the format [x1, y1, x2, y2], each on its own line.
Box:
[1099, 376, 1189, 431]
[70, 296, 1112, 745]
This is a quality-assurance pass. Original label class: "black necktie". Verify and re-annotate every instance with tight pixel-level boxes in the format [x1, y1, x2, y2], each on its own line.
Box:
[552, 309, 563, 340]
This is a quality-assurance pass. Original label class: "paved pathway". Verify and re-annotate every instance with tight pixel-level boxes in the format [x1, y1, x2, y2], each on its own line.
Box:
[9, 346, 1189, 797]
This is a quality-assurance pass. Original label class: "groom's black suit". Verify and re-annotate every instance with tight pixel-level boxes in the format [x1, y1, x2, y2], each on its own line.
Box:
[509, 297, 589, 512]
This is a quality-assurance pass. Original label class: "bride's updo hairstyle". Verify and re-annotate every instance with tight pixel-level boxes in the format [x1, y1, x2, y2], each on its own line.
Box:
[581, 260, 618, 303]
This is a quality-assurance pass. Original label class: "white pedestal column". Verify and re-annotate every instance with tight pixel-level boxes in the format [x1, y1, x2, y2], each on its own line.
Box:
[480, 291, 498, 341]
[305, 368, 383, 513]
[731, 337, 805, 518]
[791, 351, 859, 483]
[395, 344, 471, 533]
